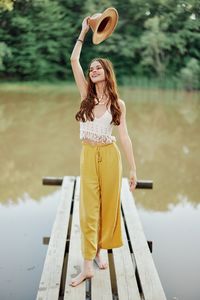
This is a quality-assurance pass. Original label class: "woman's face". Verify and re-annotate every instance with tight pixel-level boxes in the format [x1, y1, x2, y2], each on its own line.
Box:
[89, 60, 105, 83]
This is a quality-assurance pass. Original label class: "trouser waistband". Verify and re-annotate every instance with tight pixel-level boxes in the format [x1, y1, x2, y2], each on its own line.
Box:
[81, 141, 115, 148]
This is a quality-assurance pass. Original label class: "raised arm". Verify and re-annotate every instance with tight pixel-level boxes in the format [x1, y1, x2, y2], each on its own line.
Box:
[70, 16, 90, 100]
[117, 99, 137, 192]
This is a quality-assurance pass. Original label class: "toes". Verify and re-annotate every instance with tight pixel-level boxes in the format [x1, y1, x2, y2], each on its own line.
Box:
[94, 257, 108, 269]
[103, 263, 108, 269]
[70, 279, 84, 287]
[100, 263, 107, 269]
[70, 279, 79, 287]
[69, 272, 94, 287]
[69, 274, 86, 287]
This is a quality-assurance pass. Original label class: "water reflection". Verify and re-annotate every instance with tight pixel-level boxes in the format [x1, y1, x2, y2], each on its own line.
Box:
[138, 200, 200, 300]
[120, 88, 200, 210]
[0, 85, 199, 211]
[0, 189, 61, 300]
[0, 84, 200, 300]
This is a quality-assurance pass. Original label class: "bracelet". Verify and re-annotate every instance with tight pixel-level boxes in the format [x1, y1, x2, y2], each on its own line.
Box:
[77, 39, 83, 43]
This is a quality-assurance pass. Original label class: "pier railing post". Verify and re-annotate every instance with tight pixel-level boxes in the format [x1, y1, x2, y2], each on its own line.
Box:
[42, 176, 153, 189]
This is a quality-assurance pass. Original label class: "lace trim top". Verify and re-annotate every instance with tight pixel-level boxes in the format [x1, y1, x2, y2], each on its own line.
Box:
[80, 108, 116, 144]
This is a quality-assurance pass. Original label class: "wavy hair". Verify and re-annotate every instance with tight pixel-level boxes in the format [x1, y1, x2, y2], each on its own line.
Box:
[75, 58, 121, 125]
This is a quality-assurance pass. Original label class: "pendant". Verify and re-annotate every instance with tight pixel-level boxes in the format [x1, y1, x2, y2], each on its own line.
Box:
[95, 95, 108, 105]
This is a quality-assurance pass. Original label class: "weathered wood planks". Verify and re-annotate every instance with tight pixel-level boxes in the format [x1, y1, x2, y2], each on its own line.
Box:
[36, 176, 166, 300]
[36, 176, 75, 300]
[121, 177, 167, 300]
[113, 216, 141, 300]
[64, 176, 86, 299]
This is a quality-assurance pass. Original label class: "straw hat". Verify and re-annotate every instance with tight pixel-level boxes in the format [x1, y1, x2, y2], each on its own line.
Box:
[88, 7, 119, 45]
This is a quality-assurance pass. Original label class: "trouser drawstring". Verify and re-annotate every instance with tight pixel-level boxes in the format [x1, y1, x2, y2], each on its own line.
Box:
[97, 147, 102, 163]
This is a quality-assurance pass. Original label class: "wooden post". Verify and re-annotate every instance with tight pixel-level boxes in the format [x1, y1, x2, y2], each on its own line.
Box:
[42, 176, 153, 189]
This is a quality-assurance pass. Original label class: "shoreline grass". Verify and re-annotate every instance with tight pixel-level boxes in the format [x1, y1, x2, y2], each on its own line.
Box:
[0, 77, 199, 92]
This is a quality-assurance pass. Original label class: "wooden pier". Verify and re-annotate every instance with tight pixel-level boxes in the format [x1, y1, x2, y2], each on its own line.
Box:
[36, 176, 167, 300]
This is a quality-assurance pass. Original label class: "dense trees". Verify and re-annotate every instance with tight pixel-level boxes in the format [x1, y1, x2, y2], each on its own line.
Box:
[0, 0, 199, 89]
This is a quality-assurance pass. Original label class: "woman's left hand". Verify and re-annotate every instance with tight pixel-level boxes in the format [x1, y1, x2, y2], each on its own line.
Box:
[129, 169, 137, 192]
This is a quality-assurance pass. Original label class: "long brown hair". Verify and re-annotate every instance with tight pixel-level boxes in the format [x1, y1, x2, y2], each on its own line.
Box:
[75, 58, 121, 125]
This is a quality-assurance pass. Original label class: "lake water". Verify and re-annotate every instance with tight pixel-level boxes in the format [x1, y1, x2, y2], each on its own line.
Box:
[0, 84, 199, 300]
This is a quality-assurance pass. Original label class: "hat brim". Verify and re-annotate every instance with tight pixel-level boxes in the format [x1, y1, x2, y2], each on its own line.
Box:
[92, 8, 118, 45]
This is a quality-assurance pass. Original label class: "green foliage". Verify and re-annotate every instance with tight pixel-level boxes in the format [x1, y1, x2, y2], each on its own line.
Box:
[0, 0, 199, 89]
[140, 16, 171, 76]
[0, 42, 12, 70]
[0, 0, 15, 11]
[179, 58, 200, 90]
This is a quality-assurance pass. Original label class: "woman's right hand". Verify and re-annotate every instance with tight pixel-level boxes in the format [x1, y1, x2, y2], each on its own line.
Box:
[81, 16, 90, 33]
[129, 169, 137, 192]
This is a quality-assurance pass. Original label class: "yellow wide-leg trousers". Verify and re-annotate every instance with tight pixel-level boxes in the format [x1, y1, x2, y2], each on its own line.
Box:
[79, 141, 123, 260]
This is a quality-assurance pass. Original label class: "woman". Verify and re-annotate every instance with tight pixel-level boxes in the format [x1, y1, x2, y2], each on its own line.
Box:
[70, 16, 137, 287]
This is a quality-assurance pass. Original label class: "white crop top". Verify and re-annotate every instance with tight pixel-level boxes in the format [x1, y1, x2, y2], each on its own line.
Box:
[80, 107, 116, 144]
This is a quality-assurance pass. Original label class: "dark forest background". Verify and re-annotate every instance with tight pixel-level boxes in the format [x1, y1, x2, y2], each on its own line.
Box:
[0, 0, 199, 89]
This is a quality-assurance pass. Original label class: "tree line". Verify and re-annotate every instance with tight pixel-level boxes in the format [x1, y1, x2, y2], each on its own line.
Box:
[0, 0, 199, 89]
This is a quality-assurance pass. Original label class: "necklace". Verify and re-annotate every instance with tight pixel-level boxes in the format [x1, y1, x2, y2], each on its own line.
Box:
[96, 94, 108, 105]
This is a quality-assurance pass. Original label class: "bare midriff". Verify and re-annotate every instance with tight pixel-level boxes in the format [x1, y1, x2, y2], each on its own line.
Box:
[81, 138, 113, 146]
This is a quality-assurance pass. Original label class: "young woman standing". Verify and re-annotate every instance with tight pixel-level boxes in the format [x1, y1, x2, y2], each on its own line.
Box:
[70, 16, 137, 287]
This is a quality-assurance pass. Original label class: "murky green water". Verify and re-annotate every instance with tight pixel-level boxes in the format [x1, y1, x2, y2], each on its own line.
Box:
[0, 84, 199, 300]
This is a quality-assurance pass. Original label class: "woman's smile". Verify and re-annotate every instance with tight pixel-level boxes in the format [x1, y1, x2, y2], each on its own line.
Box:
[92, 73, 100, 78]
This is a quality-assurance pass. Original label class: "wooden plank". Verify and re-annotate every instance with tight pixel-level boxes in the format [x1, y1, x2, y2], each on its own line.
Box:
[113, 216, 141, 300]
[64, 176, 86, 299]
[91, 249, 113, 300]
[42, 177, 153, 189]
[36, 176, 75, 300]
[121, 178, 167, 300]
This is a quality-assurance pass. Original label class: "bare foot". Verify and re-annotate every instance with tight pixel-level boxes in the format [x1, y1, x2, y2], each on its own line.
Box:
[94, 251, 108, 269]
[69, 260, 94, 287]
[70, 270, 93, 287]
